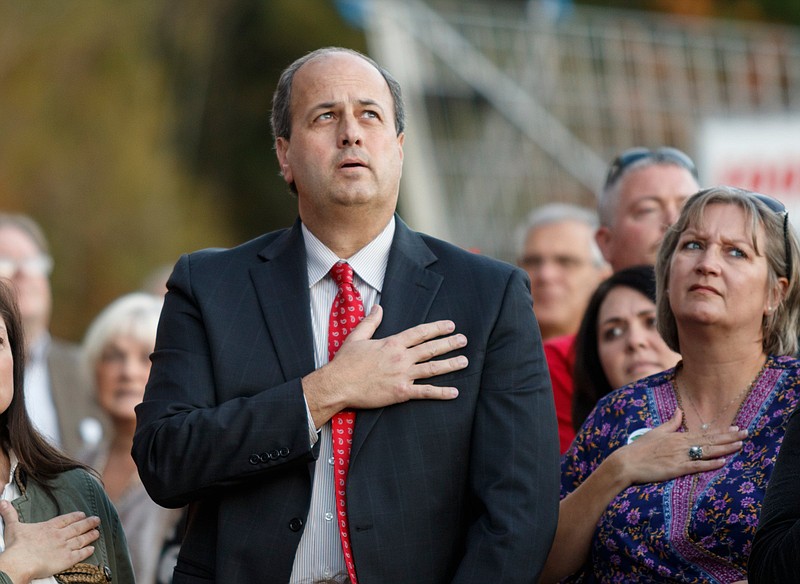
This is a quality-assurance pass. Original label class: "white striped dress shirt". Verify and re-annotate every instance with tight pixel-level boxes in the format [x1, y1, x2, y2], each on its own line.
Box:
[289, 217, 395, 584]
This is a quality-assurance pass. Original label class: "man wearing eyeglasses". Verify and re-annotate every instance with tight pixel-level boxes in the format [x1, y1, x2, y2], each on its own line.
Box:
[0, 214, 106, 456]
[517, 204, 610, 453]
[595, 147, 700, 272]
[517, 203, 610, 342]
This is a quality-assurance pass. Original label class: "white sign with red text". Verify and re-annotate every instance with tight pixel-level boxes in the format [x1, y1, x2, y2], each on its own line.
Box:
[698, 116, 800, 228]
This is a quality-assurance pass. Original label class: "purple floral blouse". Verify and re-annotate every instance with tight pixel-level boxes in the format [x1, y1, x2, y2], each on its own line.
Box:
[561, 355, 800, 583]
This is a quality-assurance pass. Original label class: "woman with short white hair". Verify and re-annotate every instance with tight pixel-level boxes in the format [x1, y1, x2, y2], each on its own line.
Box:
[81, 293, 182, 584]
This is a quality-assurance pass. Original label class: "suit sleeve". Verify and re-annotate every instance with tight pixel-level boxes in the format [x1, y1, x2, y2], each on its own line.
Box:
[452, 268, 560, 583]
[748, 403, 800, 583]
[132, 254, 314, 508]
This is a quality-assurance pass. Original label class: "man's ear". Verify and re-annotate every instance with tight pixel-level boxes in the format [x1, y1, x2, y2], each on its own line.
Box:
[276, 137, 292, 185]
[595, 226, 614, 265]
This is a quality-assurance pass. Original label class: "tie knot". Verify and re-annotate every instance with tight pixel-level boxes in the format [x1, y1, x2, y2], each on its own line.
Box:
[330, 261, 354, 288]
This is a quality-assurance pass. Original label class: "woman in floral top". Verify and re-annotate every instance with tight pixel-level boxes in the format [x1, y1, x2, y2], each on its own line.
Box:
[541, 186, 800, 583]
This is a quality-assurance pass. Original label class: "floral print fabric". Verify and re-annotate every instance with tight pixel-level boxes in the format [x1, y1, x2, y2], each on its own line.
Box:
[561, 355, 800, 583]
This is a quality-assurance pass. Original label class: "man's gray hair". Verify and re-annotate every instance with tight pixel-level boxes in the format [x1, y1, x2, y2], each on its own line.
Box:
[0, 213, 50, 255]
[270, 46, 405, 145]
[516, 202, 606, 268]
[598, 151, 698, 228]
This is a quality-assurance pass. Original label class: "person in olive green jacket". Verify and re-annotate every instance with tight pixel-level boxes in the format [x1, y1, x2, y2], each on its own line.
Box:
[0, 280, 133, 584]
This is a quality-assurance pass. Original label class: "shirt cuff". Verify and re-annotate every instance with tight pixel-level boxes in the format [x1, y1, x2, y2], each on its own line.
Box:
[304, 396, 321, 447]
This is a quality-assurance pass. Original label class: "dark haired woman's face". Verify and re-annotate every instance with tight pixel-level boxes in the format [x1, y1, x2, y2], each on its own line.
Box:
[0, 318, 13, 415]
[597, 286, 680, 389]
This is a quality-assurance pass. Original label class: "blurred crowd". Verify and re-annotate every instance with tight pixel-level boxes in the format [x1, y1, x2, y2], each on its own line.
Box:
[518, 148, 800, 583]
[1, 45, 799, 584]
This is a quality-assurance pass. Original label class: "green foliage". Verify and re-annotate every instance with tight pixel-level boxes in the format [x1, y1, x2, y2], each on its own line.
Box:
[160, 0, 368, 240]
[2, 0, 797, 341]
[0, 0, 365, 339]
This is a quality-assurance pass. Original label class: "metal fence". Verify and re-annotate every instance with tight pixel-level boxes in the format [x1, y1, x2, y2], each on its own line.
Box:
[364, 0, 800, 261]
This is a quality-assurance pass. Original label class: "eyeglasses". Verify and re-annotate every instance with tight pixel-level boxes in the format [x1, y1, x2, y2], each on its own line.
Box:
[604, 147, 699, 190]
[519, 255, 589, 272]
[751, 193, 792, 279]
[0, 255, 53, 279]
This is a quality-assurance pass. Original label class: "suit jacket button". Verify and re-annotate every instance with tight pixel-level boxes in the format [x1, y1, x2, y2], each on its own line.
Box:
[248, 454, 261, 465]
[269, 449, 280, 460]
[259, 452, 271, 463]
[288, 517, 304, 532]
[279, 447, 290, 457]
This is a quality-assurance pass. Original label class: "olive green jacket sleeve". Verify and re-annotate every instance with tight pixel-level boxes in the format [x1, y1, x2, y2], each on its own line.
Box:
[0, 467, 134, 584]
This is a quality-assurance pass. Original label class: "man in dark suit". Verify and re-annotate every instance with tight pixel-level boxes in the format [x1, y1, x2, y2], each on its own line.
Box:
[133, 47, 559, 584]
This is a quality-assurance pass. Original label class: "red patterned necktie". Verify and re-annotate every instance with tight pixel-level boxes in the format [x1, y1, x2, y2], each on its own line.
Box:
[328, 261, 364, 584]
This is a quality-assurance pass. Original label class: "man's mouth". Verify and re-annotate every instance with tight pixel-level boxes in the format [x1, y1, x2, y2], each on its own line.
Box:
[339, 158, 366, 169]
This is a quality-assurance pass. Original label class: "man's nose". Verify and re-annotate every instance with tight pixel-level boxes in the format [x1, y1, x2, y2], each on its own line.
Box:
[534, 260, 562, 282]
[664, 201, 682, 228]
[339, 116, 362, 147]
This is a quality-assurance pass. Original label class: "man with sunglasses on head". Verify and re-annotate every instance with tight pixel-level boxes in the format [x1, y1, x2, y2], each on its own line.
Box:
[547, 148, 700, 451]
[595, 147, 700, 272]
[0, 214, 106, 456]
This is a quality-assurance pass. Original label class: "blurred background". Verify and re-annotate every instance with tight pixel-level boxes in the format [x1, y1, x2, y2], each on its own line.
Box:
[0, 0, 798, 340]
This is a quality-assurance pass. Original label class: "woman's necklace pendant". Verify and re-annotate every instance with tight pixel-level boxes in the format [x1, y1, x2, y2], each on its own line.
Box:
[700, 423, 710, 432]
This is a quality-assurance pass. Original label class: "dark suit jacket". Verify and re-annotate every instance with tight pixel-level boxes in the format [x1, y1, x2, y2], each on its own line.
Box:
[133, 217, 560, 583]
[749, 404, 800, 583]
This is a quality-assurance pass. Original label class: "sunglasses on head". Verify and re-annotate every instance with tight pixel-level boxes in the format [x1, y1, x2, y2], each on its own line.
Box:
[751, 192, 792, 280]
[604, 147, 699, 190]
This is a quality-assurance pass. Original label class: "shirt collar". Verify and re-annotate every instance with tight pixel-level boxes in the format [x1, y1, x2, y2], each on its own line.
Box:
[3, 450, 18, 493]
[6, 451, 17, 481]
[303, 216, 395, 293]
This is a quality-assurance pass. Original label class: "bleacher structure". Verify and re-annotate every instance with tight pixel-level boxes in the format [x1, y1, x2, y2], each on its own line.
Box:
[363, 0, 800, 261]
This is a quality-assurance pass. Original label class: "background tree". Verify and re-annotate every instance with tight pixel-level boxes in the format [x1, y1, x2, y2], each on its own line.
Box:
[0, 0, 793, 339]
[0, 0, 363, 339]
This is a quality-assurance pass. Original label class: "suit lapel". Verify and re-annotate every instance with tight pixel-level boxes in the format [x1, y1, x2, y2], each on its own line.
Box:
[249, 220, 317, 382]
[351, 219, 442, 460]
[248, 218, 443, 462]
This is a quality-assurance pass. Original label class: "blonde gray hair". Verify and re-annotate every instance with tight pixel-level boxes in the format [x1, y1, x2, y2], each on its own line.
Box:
[656, 186, 800, 356]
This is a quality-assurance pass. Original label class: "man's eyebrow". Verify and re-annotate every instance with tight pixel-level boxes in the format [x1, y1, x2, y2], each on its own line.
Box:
[311, 101, 337, 111]
[358, 99, 382, 108]
[311, 99, 384, 110]
[631, 195, 662, 203]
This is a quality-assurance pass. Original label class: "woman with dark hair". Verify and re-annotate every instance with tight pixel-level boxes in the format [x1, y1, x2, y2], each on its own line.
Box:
[571, 265, 680, 431]
[0, 281, 133, 583]
[543, 186, 800, 583]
